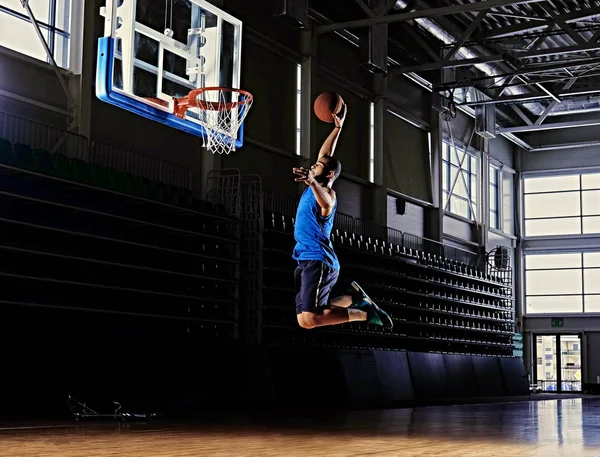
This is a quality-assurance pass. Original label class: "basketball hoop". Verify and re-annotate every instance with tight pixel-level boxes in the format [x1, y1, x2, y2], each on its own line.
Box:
[173, 87, 253, 155]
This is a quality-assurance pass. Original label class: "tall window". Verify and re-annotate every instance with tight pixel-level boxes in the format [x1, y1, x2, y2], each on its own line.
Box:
[296, 64, 301, 155]
[0, 0, 72, 68]
[442, 141, 478, 221]
[369, 102, 375, 183]
[525, 252, 600, 314]
[503, 170, 514, 236]
[490, 165, 500, 230]
[524, 172, 600, 237]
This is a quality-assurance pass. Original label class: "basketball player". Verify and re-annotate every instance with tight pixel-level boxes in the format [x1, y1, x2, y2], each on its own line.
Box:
[292, 104, 393, 330]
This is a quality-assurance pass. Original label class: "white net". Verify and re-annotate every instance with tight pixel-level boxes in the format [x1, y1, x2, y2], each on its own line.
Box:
[188, 89, 253, 155]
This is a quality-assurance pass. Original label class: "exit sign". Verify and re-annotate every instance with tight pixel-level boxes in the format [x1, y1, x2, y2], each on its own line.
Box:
[551, 318, 564, 328]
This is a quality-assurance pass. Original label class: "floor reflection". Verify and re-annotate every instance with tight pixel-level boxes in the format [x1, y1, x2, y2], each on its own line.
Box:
[0, 397, 599, 456]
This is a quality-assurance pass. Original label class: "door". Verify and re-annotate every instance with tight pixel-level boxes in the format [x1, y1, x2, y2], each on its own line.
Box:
[535, 334, 582, 392]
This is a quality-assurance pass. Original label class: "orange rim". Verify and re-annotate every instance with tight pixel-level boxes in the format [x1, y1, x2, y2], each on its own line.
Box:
[173, 87, 253, 118]
[188, 87, 253, 111]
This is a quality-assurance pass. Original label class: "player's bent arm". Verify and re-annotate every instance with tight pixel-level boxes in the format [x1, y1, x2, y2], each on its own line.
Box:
[309, 182, 335, 217]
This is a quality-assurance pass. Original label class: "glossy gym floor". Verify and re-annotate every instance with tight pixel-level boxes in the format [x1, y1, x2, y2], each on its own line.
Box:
[1, 396, 599, 456]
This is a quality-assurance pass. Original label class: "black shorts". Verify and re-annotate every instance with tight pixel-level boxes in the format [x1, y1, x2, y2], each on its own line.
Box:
[294, 260, 340, 315]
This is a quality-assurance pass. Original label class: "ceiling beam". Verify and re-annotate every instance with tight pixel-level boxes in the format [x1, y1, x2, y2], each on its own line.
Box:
[481, 6, 600, 39]
[534, 78, 577, 125]
[435, 57, 600, 90]
[443, 11, 486, 62]
[391, 42, 600, 74]
[317, 0, 548, 34]
[497, 118, 600, 133]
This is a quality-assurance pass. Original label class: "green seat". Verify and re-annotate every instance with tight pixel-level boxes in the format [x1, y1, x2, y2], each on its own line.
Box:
[13, 143, 34, 170]
[31, 148, 52, 173]
[175, 187, 193, 208]
[0, 139, 12, 164]
[123, 172, 143, 196]
[89, 163, 108, 188]
[71, 158, 92, 184]
[106, 169, 128, 193]
[52, 153, 71, 178]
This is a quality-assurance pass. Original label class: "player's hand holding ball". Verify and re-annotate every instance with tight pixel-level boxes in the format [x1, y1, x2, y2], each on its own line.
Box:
[293, 167, 315, 185]
[332, 103, 347, 129]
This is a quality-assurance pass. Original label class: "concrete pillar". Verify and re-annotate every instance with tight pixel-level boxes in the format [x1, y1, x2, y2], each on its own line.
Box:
[372, 73, 387, 226]
[425, 78, 443, 243]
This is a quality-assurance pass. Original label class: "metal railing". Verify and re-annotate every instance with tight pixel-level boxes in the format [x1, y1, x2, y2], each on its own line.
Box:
[0, 111, 193, 189]
[262, 191, 486, 267]
[0, 111, 88, 160]
[91, 141, 192, 189]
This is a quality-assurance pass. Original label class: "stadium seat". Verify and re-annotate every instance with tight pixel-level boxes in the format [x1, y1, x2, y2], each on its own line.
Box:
[31, 148, 52, 173]
[13, 143, 35, 170]
[71, 158, 92, 184]
[52, 152, 71, 178]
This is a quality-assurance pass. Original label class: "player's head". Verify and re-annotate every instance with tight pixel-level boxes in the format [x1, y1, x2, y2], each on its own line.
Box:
[311, 155, 342, 186]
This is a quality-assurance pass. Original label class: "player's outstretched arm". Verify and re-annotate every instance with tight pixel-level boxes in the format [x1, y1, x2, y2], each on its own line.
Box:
[318, 104, 347, 159]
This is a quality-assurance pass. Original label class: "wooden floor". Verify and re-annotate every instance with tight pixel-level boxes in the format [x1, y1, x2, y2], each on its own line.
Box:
[1, 397, 599, 456]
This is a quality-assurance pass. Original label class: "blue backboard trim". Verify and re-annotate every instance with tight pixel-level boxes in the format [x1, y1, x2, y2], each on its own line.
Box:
[96, 37, 245, 148]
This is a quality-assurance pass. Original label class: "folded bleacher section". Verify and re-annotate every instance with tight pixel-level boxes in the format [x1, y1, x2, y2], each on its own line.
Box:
[0, 112, 241, 341]
[262, 191, 516, 358]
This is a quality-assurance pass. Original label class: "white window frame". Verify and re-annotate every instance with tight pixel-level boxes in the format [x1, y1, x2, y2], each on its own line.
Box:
[489, 163, 501, 230]
[442, 139, 479, 222]
[488, 159, 515, 236]
[0, 0, 83, 72]
[522, 170, 600, 238]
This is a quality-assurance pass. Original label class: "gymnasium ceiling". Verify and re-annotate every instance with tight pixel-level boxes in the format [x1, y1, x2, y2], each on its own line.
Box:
[310, 0, 600, 151]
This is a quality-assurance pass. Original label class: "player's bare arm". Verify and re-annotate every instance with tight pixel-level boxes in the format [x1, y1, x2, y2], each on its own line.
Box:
[318, 104, 347, 159]
[292, 167, 336, 217]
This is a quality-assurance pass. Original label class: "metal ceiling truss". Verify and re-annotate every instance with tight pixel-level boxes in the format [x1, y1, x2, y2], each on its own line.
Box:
[392, 42, 600, 74]
[317, 0, 550, 34]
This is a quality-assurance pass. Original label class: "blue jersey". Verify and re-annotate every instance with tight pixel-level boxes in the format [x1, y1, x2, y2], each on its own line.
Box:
[293, 186, 340, 270]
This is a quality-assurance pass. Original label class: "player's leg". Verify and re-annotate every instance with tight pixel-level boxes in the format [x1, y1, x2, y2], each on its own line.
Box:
[348, 281, 394, 329]
[295, 261, 380, 329]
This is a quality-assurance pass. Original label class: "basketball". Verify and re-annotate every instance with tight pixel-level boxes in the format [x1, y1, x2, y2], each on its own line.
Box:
[313, 92, 345, 123]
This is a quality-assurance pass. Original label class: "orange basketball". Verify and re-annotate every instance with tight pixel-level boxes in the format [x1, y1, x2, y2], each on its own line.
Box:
[313, 92, 345, 123]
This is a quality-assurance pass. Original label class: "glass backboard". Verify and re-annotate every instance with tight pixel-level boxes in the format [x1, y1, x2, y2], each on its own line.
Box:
[96, 0, 245, 147]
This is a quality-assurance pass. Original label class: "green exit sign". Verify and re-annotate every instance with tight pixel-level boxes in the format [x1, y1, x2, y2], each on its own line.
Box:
[551, 318, 564, 328]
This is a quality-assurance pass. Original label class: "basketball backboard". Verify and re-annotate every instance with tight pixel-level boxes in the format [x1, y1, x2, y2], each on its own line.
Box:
[96, 0, 246, 149]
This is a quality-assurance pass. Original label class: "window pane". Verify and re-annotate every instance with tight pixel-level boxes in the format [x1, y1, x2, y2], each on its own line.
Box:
[582, 190, 600, 216]
[442, 163, 449, 190]
[451, 196, 470, 219]
[525, 192, 581, 218]
[524, 175, 580, 193]
[585, 295, 600, 312]
[448, 165, 458, 192]
[526, 253, 582, 270]
[471, 174, 477, 202]
[582, 173, 600, 190]
[584, 269, 600, 294]
[470, 155, 477, 171]
[0, 12, 48, 62]
[526, 295, 583, 314]
[526, 218, 581, 236]
[583, 216, 600, 235]
[526, 269, 582, 295]
[503, 173, 514, 235]
[490, 187, 498, 211]
[584, 252, 600, 268]
[490, 210, 499, 229]
[455, 175, 469, 199]
[490, 167, 498, 184]
[54, 0, 72, 31]
[450, 148, 465, 167]
[1, 0, 50, 23]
